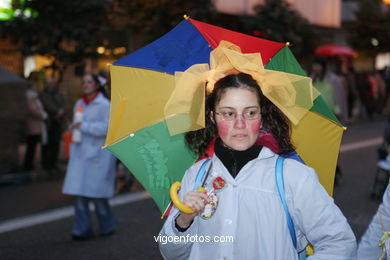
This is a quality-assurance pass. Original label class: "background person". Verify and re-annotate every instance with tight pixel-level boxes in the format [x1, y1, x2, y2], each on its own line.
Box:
[23, 71, 47, 171]
[39, 76, 65, 172]
[310, 59, 344, 185]
[62, 73, 116, 240]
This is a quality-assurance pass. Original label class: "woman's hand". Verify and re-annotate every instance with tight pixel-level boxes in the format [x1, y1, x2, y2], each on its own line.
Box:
[176, 191, 210, 229]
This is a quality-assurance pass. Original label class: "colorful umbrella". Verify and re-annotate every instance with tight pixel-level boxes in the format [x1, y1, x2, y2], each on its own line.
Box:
[315, 44, 356, 58]
[104, 17, 345, 214]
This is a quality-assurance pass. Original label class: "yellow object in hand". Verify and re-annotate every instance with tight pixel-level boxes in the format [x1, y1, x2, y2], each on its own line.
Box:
[170, 181, 205, 214]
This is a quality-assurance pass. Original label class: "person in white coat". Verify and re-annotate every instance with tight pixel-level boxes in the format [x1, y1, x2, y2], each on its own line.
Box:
[62, 73, 116, 240]
[158, 73, 357, 259]
[358, 183, 390, 259]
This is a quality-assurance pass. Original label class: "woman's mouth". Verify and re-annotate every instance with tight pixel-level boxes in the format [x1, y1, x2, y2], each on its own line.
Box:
[233, 134, 247, 139]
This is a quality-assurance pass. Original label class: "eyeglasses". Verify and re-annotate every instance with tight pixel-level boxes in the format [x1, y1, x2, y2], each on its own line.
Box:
[215, 108, 261, 121]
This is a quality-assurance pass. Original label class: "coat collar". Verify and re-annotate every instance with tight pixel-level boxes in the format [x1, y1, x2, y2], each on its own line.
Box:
[82, 91, 99, 105]
[257, 146, 276, 160]
[84, 92, 105, 105]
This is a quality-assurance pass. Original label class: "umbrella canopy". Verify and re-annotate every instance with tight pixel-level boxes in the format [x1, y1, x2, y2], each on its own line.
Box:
[104, 18, 345, 213]
[315, 44, 356, 57]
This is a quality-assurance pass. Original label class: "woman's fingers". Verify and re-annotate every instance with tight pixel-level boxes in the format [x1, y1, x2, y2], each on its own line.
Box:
[183, 191, 210, 212]
[178, 191, 211, 226]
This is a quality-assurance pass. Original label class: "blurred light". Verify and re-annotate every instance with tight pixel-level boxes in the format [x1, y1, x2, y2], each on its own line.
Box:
[23, 8, 31, 18]
[371, 38, 379, 47]
[113, 47, 126, 55]
[97, 46, 105, 54]
[0, 0, 11, 9]
[104, 49, 112, 56]
[375, 53, 390, 70]
[383, 0, 390, 5]
[13, 8, 21, 16]
[0, 0, 13, 21]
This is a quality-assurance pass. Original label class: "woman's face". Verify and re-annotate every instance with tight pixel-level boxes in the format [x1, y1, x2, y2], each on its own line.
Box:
[214, 87, 261, 151]
[81, 74, 98, 96]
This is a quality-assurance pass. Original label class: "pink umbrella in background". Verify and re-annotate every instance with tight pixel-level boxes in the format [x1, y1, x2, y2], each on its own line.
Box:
[315, 44, 356, 58]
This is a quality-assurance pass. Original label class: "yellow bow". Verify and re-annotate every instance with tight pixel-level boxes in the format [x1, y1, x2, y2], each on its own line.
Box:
[164, 40, 319, 136]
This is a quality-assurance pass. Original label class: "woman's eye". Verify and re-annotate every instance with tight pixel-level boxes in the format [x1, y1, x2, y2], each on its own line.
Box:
[245, 110, 259, 118]
[223, 112, 235, 118]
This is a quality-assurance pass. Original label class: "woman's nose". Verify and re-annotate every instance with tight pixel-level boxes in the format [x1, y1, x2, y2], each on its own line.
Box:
[233, 115, 246, 129]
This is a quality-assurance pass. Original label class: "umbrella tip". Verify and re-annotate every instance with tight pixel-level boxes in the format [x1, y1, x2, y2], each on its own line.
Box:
[285, 42, 291, 47]
[183, 14, 189, 19]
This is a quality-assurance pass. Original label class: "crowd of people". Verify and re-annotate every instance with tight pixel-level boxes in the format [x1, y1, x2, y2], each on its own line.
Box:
[23, 72, 66, 174]
[309, 60, 390, 126]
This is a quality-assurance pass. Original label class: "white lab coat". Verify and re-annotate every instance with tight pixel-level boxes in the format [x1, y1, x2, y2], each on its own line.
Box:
[159, 147, 357, 260]
[62, 93, 116, 198]
[358, 184, 390, 259]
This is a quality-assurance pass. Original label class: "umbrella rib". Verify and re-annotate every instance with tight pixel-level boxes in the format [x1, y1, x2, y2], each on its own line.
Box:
[103, 113, 185, 148]
[308, 110, 346, 129]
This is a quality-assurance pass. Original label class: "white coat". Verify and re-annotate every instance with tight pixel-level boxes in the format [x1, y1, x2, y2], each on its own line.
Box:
[159, 147, 357, 260]
[358, 184, 390, 259]
[62, 93, 116, 198]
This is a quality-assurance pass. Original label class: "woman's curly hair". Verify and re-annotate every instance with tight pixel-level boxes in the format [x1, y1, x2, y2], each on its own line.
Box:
[185, 73, 295, 156]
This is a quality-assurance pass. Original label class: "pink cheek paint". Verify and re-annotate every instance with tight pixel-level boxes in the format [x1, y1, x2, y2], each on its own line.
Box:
[216, 121, 231, 139]
[250, 119, 261, 134]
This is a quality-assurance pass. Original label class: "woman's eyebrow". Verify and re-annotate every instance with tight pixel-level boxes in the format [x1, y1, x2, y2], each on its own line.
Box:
[218, 106, 260, 109]
[217, 106, 235, 109]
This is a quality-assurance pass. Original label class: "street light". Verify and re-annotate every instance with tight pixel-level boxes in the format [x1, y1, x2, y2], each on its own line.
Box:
[383, 0, 390, 5]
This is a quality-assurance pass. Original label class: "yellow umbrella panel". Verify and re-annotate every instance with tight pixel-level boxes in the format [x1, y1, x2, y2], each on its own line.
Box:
[105, 65, 176, 146]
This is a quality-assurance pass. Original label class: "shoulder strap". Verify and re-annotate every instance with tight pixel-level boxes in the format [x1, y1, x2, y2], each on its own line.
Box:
[193, 159, 211, 190]
[275, 156, 297, 248]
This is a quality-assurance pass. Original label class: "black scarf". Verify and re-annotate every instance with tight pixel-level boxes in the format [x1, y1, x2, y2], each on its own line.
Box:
[214, 138, 262, 178]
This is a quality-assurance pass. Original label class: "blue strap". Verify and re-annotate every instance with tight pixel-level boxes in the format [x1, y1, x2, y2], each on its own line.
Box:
[298, 250, 307, 259]
[275, 156, 297, 248]
[193, 159, 211, 190]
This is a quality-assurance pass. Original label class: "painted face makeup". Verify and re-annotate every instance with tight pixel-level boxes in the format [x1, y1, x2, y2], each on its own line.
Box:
[214, 88, 261, 151]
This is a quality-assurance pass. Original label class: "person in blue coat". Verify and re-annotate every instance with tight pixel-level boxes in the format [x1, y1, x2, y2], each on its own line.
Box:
[62, 73, 116, 240]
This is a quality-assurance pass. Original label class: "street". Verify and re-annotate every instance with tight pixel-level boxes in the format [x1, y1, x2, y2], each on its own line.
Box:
[0, 119, 387, 260]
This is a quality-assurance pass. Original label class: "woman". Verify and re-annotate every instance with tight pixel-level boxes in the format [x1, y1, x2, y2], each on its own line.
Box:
[62, 73, 116, 240]
[158, 73, 356, 259]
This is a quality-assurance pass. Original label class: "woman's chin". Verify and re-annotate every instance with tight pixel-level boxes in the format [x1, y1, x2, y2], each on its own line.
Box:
[226, 142, 253, 151]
